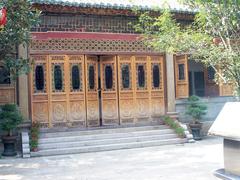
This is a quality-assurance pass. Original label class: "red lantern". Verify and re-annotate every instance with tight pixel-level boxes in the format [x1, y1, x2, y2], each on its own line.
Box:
[0, 7, 7, 30]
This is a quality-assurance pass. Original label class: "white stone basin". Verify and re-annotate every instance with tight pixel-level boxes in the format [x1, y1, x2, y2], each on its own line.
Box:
[208, 102, 240, 178]
[209, 102, 240, 141]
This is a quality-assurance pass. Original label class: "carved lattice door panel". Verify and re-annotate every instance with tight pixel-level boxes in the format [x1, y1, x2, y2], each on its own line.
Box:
[100, 56, 119, 125]
[68, 55, 86, 127]
[150, 56, 165, 120]
[175, 55, 189, 99]
[85, 55, 100, 127]
[117, 56, 135, 124]
[134, 56, 151, 123]
[30, 55, 49, 127]
[48, 55, 68, 127]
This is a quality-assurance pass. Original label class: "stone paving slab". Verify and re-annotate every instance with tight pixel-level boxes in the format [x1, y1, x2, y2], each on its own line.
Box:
[0, 136, 223, 180]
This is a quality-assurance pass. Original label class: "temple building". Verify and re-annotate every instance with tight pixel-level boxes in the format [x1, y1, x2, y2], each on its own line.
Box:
[0, 0, 234, 129]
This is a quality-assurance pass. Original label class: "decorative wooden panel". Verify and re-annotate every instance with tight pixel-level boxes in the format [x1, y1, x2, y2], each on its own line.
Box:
[149, 56, 165, 120]
[68, 55, 86, 127]
[31, 38, 158, 54]
[204, 67, 219, 96]
[85, 55, 100, 127]
[30, 54, 166, 128]
[219, 83, 234, 96]
[118, 56, 135, 124]
[100, 56, 119, 125]
[175, 55, 189, 99]
[134, 56, 150, 123]
[30, 55, 49, 127]
[49, 55, 67, 127]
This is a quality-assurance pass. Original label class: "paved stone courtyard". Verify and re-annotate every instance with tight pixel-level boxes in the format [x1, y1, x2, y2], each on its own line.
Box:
[0, 137, 223, 180]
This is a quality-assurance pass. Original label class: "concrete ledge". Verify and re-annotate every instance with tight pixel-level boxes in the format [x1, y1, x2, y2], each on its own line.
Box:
[176, 96, 236, 123]
[214, 169, 240, 180]
[21, 132, 30, 158]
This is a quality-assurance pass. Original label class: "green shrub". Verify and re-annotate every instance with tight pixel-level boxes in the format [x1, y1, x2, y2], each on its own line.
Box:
[186, 95, 207, 124]
[163, 116, 185, 138]
[30, 122, 40, 151]
[175, 127, 185, 138]
[0, 104, 23, 136]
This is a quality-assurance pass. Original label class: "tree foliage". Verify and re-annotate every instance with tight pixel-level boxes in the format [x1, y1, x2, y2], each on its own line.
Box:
[0, 0, 40, 79]
[136, 0, 240, 96]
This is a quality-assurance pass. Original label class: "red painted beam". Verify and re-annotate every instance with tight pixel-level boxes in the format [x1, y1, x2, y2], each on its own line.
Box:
[31, 32, 141, 41]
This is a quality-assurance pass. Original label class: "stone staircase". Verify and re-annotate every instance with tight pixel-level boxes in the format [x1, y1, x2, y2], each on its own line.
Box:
[31, 125, 187, 157]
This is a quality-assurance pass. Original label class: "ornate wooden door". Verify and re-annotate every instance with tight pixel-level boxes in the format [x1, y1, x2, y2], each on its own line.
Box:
[48, 55, 68, 127]
[149, 56, 165, 119]
[134, 56, 150, 123]
[30, 55, 49, 127]
[68, 55, 86, 127]
[118, 56, 135, 124]
[100, 56, 119, 125]
[85, 55, 100, 127]
[175, 55, 189, 99]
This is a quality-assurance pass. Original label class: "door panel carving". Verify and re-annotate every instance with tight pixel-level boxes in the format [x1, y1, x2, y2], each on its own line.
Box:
[49, 55, 67, 127]
[85, 56, 99, 127]
[30, 55, 49, 127]
[31, 55, 87, 128]
[100, 56, 119, 125]
[68, 55, 86, 127]
[150, 56, 165, 120]
[118, 56, 135, 124]
[134, 56, 150, 123]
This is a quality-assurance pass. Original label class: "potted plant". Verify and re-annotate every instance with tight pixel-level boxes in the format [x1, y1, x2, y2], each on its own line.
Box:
[0, 104, 23, 156]
[30, 122, 40, 152]
[186, 95, 207, 140]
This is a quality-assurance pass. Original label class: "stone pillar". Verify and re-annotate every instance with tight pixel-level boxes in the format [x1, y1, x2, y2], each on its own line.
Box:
[166, 53, 176, 112]
[18, 44, 30, 121]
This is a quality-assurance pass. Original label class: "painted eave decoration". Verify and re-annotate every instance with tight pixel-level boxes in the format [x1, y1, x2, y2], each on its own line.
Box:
[0, 7, 7, 30]
[30, 0, 195, 14]
[208, 102, 240, 141]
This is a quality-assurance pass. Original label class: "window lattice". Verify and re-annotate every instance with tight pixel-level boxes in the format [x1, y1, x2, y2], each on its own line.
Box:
[31, 39, 157, 53]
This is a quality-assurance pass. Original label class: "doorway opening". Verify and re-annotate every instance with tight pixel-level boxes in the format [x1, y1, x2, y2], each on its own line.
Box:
[188, 60, 205, 97]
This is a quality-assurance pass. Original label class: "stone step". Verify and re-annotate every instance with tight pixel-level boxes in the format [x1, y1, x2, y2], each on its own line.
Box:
[39, 125, 169, 138]
[38, 133, 178, 150]
[38, 128, 175, 144]
[31, 138, 187, 157]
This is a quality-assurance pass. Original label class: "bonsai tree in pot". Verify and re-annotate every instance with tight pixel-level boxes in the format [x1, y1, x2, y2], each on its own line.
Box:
[186, 95, 207, 140]
[0, 104, 23, 156]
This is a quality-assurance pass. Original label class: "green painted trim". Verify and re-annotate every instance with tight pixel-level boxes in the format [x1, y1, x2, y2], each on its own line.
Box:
[31, 0, 195, 14]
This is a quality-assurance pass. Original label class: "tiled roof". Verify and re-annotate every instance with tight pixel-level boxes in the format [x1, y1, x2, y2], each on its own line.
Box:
[31, 0, 195, 14]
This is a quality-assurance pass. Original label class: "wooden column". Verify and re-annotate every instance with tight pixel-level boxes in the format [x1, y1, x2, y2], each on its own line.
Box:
[18, 44, 30, 121]
[166, 53, 176, 112]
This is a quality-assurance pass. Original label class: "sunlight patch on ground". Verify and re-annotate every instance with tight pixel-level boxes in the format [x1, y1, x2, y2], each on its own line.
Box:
[0, 175, 23, 180]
